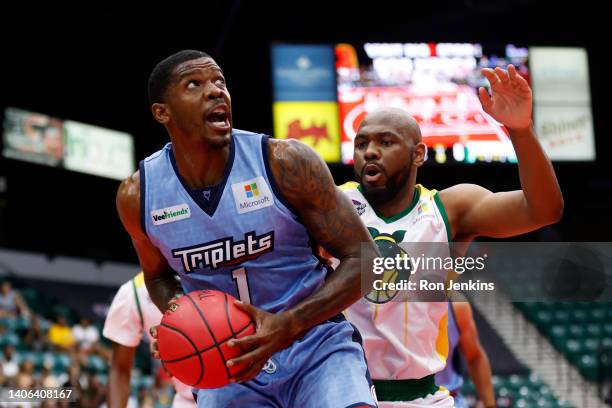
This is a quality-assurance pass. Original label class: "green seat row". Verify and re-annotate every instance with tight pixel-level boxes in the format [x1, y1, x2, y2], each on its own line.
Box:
[461, 374, 573, 408]
[15, 351, 71, 373]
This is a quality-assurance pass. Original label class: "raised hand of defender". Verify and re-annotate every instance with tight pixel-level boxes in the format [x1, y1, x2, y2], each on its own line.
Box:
[226, 301, 302, 383]
[479, 64, 532, 131]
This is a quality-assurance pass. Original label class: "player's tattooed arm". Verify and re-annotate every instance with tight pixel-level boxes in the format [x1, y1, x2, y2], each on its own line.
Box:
[226, 139, 378, 383]
[269, 139, 378, 323]
[116, 171, 183, 313]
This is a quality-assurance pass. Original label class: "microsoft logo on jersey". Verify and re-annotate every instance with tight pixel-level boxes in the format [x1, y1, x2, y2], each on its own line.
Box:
[151, 204, 191, 226]
[244, 182, 259, 198]
[417, 202, 429, 215]
[232, 176, 274, 214]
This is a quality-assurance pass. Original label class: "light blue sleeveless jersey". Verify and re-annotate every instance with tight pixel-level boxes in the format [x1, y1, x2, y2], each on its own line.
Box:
[140, 129, 327, 313]
[140, 130, 376, 408]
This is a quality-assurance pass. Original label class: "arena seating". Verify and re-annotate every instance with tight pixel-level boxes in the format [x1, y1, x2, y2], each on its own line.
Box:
[1, 278, 598, 407]
[515, 301, 612, 382]
[0, 280, 168, 405]
[462, 373, 575, 408]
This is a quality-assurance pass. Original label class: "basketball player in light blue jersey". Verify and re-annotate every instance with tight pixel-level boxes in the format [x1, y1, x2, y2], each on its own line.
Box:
[435, 302, 495, 408]
[116, 50, 379, 408]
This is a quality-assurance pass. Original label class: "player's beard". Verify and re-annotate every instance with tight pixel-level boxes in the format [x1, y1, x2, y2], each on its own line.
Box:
[357, 163, 413, 207]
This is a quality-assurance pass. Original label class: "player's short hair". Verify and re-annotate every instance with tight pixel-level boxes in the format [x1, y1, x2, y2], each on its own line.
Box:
[148, 50, 212, 104]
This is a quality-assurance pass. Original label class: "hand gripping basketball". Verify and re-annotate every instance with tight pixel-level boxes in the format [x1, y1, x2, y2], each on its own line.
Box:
[224, 300, 304, 384]
[155, 290, 256, 388]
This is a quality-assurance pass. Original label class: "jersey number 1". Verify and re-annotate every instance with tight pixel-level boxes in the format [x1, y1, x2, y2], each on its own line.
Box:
[231, 267, 252, 304]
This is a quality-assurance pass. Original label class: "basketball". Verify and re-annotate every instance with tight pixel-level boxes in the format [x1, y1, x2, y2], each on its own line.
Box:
[156, 290, 255, 389]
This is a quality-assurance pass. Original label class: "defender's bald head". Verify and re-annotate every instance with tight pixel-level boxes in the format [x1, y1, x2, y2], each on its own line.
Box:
[360, 108, 422, 143]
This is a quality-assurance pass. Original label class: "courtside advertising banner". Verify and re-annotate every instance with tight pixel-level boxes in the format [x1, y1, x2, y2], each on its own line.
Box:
[2, 107, 135, 179]
[63, 121, 135, 180]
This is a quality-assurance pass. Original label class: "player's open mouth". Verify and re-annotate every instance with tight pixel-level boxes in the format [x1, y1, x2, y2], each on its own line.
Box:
[363, 164, 384, 184]
[205, 105, 231, 131]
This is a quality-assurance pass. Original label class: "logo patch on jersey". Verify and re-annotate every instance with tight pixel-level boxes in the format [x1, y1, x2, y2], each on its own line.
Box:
[151, 204, 191, 226]
[413, 201, 436, 225]
[417, 202, 429, 215]
[172, 230, 274, 272]
[352, 199, 367, 216]
[244, 182, 259, 198]
[262, 359, 277, 374]
[231, 176, 274, 214]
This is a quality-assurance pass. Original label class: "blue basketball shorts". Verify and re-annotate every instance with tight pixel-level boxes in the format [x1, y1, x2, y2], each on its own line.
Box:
[195, 315, 377, 408]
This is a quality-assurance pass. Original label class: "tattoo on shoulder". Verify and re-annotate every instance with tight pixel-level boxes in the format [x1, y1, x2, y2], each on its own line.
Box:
[269, 140, 363, 253]
[270, 140, 335, 210]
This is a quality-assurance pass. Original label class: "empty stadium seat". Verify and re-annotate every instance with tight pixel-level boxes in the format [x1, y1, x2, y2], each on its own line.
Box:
[561, 339, 583, 364]
[0, 331, 20, 348]
[567, 324, 585, 339]
[583, 338, 600, 354]
[576, 354, 599, 381]
[534, 310, 554, 330]
[585, 323, 602, 337]
[0, 316, 29, 332]
[507, 374, 529, 391]
[552, 310, 570, 323]
[589, 308, 606, 323]
[569, 309, 588, 324]
[549, 325, 569, 349]
[87, 354, 107, 373]
[53, 353, 71, 373]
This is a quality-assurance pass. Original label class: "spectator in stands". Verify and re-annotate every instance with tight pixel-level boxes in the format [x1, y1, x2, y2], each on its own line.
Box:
[62, 363, 82, 403]
[22, 314, 47, 352]
[72, 317, 99, 352]
[138, 386, 155, 408]
[153, 372, 177, 407]
[138, 388, 155, 408]
[48, 315, 75, 350]
[15, 360, 35, 388]
[1, 345, 19, 380]
[0, 281, 30, 318]
[80, 370, 106, 407]
[40, 365, 60, 388]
